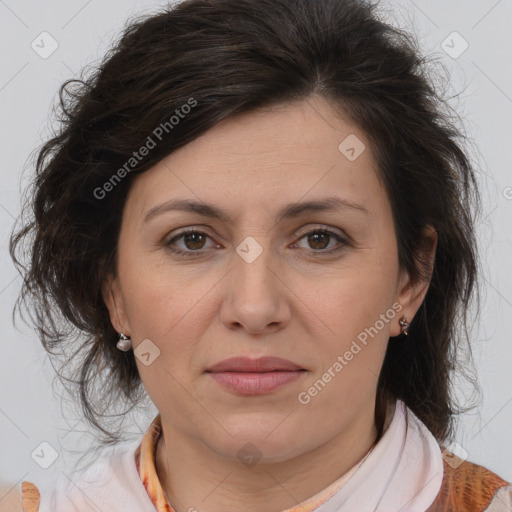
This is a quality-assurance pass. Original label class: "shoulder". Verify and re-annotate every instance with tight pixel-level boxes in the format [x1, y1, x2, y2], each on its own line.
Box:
[20, 442, 156, 512]
[426, 448, 512, 512]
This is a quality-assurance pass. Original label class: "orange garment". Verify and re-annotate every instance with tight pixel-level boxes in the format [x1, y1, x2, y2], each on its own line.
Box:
[426, 451, 511, 511]
[21, 481, 41, 512]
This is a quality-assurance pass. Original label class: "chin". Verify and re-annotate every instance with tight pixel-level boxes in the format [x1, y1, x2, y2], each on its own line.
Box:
[204, 414, 309, 464]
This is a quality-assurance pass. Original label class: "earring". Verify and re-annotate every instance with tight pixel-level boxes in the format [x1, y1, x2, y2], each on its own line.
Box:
[399, 317, 409, 336]
[116, 332, 132, 351]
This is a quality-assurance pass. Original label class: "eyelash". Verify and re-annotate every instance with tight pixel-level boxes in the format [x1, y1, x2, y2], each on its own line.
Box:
[164, 227, 350, 257]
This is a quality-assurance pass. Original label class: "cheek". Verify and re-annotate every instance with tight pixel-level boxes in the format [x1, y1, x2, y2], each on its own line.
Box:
[118, 257, 218, 373]
[122, 269, 207, 412]
[117, 246, 191, 335]
[296, 248, 399, 399]
[305, 255, 398, 341]
[295, 277, 395, 423]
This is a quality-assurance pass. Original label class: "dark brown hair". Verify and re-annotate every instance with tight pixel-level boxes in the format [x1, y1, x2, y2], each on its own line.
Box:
[10, 0, 481, 446]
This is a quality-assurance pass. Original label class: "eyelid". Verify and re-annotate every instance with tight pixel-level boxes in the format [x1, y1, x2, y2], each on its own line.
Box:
[295, 223, 346, 238]
[291, 226, 351, 252]
[165, 227, 219, 249]
[164, 223, 352, 257]
[167, 223, 348, 240]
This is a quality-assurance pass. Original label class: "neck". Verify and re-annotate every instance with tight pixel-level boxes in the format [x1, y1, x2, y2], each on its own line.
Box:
[155, 396, 388, 512]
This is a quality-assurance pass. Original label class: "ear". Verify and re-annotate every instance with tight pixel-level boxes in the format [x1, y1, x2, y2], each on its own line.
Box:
[101, 272, 131, 336]
[391, 225, 437, 336]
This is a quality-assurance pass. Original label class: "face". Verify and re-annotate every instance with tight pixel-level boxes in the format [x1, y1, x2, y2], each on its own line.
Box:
[104, 95, 434, 463]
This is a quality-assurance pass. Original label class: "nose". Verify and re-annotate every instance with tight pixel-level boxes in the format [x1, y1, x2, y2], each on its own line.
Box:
[219, 242, 291, 336]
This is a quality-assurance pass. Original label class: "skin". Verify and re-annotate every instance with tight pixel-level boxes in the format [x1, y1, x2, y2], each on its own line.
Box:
[103, 95, 437, 512]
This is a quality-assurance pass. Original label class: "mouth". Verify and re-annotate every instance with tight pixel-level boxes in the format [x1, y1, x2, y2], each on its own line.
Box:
[205, 356, 307, 396]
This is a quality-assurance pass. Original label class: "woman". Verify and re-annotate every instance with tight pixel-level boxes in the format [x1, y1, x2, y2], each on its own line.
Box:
[10, 0, 511, 510]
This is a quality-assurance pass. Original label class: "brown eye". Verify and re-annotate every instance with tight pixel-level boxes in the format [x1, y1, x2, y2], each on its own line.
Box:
[307, 231, 331, 250]
[181, 232, 207, 250]
[294, 228, 348, 255]
[165, 229, 216, 256]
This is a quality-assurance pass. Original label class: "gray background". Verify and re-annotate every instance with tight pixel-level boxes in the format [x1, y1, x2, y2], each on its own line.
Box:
[0, 0, 511, 501]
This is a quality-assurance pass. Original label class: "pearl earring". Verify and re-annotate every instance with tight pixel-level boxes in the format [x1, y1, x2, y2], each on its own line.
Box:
[116, 332, 132, 351]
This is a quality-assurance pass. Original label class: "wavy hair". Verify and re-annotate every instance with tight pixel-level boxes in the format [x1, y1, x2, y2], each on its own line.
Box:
[10, 0, 481, 445]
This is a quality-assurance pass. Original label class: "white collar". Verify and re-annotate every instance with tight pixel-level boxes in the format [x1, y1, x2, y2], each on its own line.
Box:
[38, 400, 443, 512]
[312, 399, 444, 512]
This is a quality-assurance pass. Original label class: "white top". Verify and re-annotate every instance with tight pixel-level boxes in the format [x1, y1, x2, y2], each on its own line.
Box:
[37, 443, 156, 512]
[36, 400, 444, 512]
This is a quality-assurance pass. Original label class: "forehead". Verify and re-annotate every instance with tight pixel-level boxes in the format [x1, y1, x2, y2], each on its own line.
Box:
[125, 96, 387, 223]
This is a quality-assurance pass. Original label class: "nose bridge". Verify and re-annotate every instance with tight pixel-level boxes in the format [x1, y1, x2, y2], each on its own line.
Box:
[232, 234, 279, 298]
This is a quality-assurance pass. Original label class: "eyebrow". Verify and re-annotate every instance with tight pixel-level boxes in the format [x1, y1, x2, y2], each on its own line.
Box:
[143, 196, 369, 224]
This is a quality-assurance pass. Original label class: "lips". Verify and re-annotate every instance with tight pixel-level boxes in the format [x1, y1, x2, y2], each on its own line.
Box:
[205, 357, 306, 395]
[206, 356, 303, 373]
